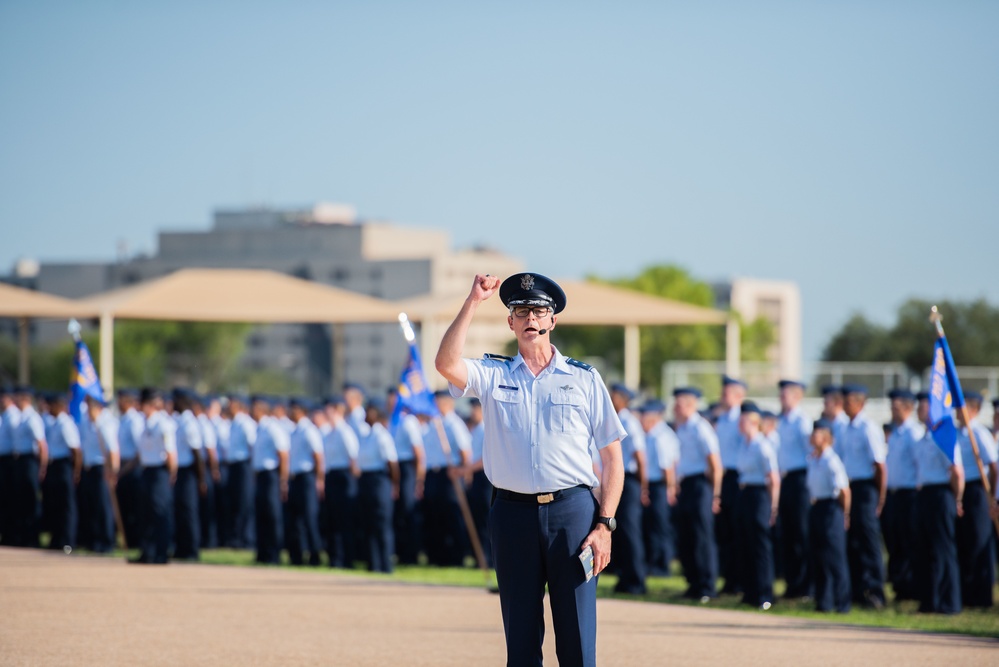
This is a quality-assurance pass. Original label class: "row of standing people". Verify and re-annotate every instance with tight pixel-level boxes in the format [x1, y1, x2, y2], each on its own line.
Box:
[605, 378, 998, 614]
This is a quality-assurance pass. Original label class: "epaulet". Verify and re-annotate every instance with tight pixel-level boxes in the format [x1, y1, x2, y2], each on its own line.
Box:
[565, 357, 594, 371]
[483, 353, 513, 362]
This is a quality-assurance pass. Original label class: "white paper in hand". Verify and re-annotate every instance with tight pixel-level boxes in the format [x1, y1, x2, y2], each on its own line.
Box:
[579, 545, 594, 582]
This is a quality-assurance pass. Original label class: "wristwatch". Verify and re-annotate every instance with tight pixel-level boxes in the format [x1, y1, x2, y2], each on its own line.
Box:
[597, 516, 617, 532]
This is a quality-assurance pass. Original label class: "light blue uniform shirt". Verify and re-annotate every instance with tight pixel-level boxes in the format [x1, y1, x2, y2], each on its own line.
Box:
[394, 414, 424, 463]
[212, 415, 231, 463]
[174, 410, 203, 468]
[914, 427, 962, 486]
[645, 420, 680, 483]
[289, 417, 323, 474]
[0, 404, 20, 455]
[807, 447, 849, 501]
[451, 347, 626, 495]
[252, 417, 290, 472]
[323, 420, 359, 470]
[715, 406, 743, 472]
[886, 417, 922, 490]
[80, 411, 119, 467]
[198, 413, 218, 456]
[618, 408, 647, 475]
[958, 422, 998, 482]
[348, 405, 370, 439]
[739, 433, 779, 486]
[46, 412, 81, 460]
[470, 421, 485, 464]
[13, 406, 46, 456]
[118, 409, 144, 461]
[777, 407, 812, 473]
[675, 412, 720, 479]
[839, 410, 887, 481]
[358, 422, 398, 472]
[138, 411, 177, 467]
[227, 413, 257, 463]
[423, 410, 472, 469]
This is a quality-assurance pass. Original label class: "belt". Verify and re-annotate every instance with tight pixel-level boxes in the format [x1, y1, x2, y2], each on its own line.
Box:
[920, 483, 950, 491]
[496, 484, 590, 505]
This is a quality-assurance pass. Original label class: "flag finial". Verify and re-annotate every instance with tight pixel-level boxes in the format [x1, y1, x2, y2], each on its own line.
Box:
[929, 306, 945, 336]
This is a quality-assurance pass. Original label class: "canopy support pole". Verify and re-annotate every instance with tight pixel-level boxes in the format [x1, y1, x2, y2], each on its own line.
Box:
[18, 317, 30, 384]
[330, 323, 345, 391]
[624, 324, 640, 389]
[99, 312, 114, 399]
[725, 318, 741, 379]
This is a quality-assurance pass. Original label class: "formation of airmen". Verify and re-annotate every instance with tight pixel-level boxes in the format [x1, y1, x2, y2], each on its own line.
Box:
[1, 377, 997, 615]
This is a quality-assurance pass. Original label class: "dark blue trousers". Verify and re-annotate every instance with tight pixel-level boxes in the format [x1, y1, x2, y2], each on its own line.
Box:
[915, 484, 960, 614]
[677, 475, 717, 598]
[78, 465, 114, 552]
[738, 486, 774, 606]
[612, 473, 646, 594]
[468, 470, 493, 567]
[643, 480, 673, 576]
[717, 470, 742, 593]
[227, 459, 254, 548]
[424, 469, 463, 566]
[199, 466, 218, 549]
[10, 455, 41, 547]
[140, 466, 172, 563]
[173, 464, 200, 559]
[214, 462, 232, 548]
[848, 479, 885, 604]
[324, 468, 358, 568]
[779, 469, 811, 597]
[45, 458, 77, 551]
[360, 471, 394, 573]
[0, 454, 13, 545]
[957, 481, 995, 608]
[394, 460, 421, 565]
[285, 471, 322, 566]
[116, 461, 143, 549]
[255, 468, 283, 564]
[881, 488, 917, 600]
[809, 499, 850, 613]
[490, 489, 599, 667]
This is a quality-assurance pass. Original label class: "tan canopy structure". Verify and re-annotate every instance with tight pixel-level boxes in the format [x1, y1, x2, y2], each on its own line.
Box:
[0, 282, 98, 384]
[398, 278, 739, 389]
[78, 268, 402, 395]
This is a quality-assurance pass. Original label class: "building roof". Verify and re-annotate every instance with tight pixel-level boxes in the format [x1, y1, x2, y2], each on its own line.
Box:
[0, 281, 96, 319]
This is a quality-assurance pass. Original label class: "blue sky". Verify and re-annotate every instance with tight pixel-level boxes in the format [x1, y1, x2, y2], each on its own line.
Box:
[2, 1, 997, 359]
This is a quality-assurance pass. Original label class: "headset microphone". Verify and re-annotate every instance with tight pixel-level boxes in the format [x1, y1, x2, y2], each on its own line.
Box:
[538, 328, 548, 335]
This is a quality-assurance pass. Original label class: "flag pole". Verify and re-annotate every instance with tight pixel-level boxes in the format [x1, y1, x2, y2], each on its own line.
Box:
[930, 306, 999, 534]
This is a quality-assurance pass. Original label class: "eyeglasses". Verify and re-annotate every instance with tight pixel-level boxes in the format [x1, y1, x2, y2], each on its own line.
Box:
[511, 306, 552, 319]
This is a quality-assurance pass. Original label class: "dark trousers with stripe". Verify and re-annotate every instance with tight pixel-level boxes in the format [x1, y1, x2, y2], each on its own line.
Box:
[255, 468, 283, 564]
[612, 472, 647, 594]
[677, 474, 717, 598]
[116, 461, 143, 549]
[285, 471, 322, 566]
[140, 465, 172, 563]
[643, 480, 674, 576]
[173, 464, 200, 559]
[393, 459, 421, 565]
[423, 469, 463, 566]
[490, 488, 599, 667]
[881, 488, 917, 600]
[915, 484, 960, 614]
[738, 485, 774, 606]
[957, 480, 995, 608]
[778, 469, 811, 597]
[360, 470, 394, 573]
[324, 468, 358, 567]
[45, 458, 77, 551]
[717, 469, 742, 592]
[227, 459, 254, 548]
[809, 499, 850, 613]
[77, 465, 114, 552]
[848, 479, 885, 604]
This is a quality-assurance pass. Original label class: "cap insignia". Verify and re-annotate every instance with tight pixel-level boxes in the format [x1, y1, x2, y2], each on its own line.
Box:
[521, 274, 535, 290]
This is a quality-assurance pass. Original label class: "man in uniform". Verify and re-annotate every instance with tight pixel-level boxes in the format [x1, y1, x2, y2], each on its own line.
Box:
[736, 401, 780, 610]
[285, 398, 324, 566]
[44, 393, 81, 552]
[714, 375, 747, 595]
[134, 388, 177, 564]
[672, 386, 721, 602]
[464, 397, 491, 566]
[358, 399, 400, 573]
[954, 391, 998, 608]
[10, 386, 48, 547]
[344, 383, 370, 440]
[638, 399, 679, 576]
[609, 382, 647, 595]
[251, 396, 290, 565]
[776, 379, 813, 600]
[806, 419, 851, 613]
[821, 385, 849, 444]
[436, 272, 625, 667]
[77, 396, 119, 553]
[882, 388, 920, 601]
[421, 390, 472, 566]
[390, 392, 427, 566]
[0, 386, 19, 545]
[838, 384, 888, 608]
[913, 391, 963, 614]
[226, 394, 257, 549]
[171, 389, 204, 560]
[322, 395, 360, 568]
[192, 394, 221, 549]
[115, 389, 144, 549]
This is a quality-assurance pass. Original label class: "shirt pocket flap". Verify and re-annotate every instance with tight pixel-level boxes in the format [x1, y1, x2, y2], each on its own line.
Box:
[549, 391, 581, 406]
[492, 387, 521, 403]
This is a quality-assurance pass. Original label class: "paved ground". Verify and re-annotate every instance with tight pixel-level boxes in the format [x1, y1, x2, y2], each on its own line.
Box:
[1, 547, 995, 666]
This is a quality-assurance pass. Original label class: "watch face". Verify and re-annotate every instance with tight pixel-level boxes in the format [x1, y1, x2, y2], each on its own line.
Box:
[601, 516, 617, 531]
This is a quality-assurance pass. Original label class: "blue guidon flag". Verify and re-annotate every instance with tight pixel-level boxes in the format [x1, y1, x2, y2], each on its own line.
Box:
[389, 337, 439, 434]
[927, 336, 964, 462]
[69, 337, 104, 424]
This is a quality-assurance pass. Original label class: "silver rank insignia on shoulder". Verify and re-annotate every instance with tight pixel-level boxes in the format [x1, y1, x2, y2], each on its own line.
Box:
[521, 274, 535, 290]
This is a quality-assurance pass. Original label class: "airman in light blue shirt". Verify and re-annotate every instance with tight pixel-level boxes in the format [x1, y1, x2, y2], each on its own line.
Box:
[644, 417, 679, 484]
[675, 410, 720, 479]
[807, 441, 850, 501]
[80, 407, 119, 470]
[777, 406, 813, 474]
[0, 398, 20, 455]
[13, 404, 46, 456]
[174, 409, 203, 468]
[423, 399, 471, 471]
[739, 432, 779, 487]
[839, 410, 887, 481]
[289, 414, 324, 474]
[394, 413, 424, 464]
[886, 416, 922, 490]
[46, 410, 81, 461]
[138, 409, 177, 467]
[252, 415, 291, 472]
[358, 420, 399, 472]
[716, 404, 744, 472]
[228, 410, 257, 463]
[117, 407, 144, 463]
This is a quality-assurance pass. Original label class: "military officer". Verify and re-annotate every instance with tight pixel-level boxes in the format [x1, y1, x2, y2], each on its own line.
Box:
[10, 386, 48, 547]
[673, 386, 722, 602]
[77, 395, 119, 553]
[609, 382, 648, 595]
[322, 395, 361, 568]
[839, 384, 888, 608]
[115, 389, 144, 549]
[806, 419, 851, 613]
[0, 386, 20, 545]
[344, 383, 370, 440]
[436, 272, 625, 667]
[421, 390, 472, 567]
[358, 399, 400, 573]
[134, 388, 177, 564]
[207, 395, 233, 549]
[390, 393, 427, 566]
[776, 379, 813, 600]
[171, 389, 204, 560]
[285, 398, 324, 566]
[251, 396, 290, 565]
[882, 388, 921, 601]
[463, 398, 491, 567]
[714, 375, 747, 595]
[912, 391, 963, 614]
[43, 393, 81, 552]
[638, 399, 679, 576]
[192, 394, 220, 549]
[954, 391, 998, 608]
[736, 401, 780, 609]
[226, 394, 257, 549]
[821, 385, 849, 444]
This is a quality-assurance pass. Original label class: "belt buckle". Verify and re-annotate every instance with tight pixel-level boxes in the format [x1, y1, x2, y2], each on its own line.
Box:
[537, 493, 555, 504]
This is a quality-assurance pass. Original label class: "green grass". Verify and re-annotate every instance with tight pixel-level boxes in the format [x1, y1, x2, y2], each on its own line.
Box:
[152, 548, 999, 639]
